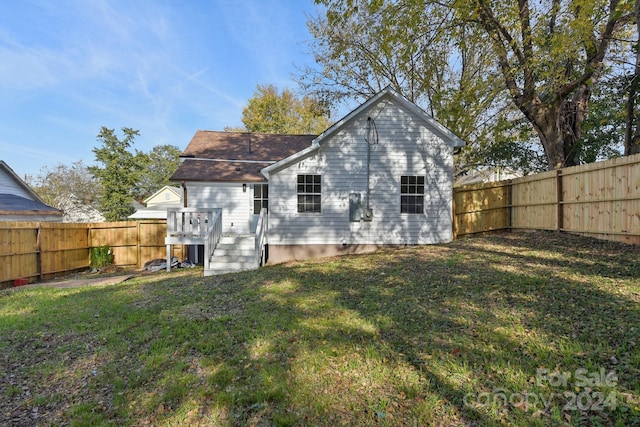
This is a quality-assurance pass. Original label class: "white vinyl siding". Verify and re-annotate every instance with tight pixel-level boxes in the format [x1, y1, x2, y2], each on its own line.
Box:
[267, 96, 454, 246]
[185, 182, 252, 234]
[0, 169, 35, 199]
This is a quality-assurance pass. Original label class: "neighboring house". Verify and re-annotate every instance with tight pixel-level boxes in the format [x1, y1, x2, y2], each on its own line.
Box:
[455, 168, 523, 187]
[55, 194, 106, 223]
[129, 186, 182, 219]
[0, 160, 63, 222]
[167, 86, 465, 274]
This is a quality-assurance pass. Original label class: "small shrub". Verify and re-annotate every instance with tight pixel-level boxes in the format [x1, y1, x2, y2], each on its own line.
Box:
[90, 245, 114, 269]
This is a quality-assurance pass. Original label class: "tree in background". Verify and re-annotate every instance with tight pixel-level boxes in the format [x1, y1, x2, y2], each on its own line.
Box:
[301, 1, 520, 175]
[462, 0, 631, 169]
[26, 160, 100, 209]
[28, 134, 180, 221]
[241, 84, 331, 134]
[88, 127, 142, 221]
[305, 0, 635, 172]
[133, 144, 182, 201]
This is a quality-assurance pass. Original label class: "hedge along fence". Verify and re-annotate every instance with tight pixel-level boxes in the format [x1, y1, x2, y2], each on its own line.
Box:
[0, 220, 185, 288]
[454, 152, 640, 245]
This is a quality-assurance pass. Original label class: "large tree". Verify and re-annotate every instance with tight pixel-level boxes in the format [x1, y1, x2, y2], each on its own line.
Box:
[307, 0, 634, 170]
[302, 1, 520, 174]
[240, 84, 332, 134]
[88, 127, 142, 221]
[463, 0, 632, 169]
[26, 160, 100, 209]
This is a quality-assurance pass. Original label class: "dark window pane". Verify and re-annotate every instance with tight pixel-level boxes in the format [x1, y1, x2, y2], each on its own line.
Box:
[400, 180, 425, 214]
[254, 185, 262, 198]
[297, 175, 321, 212]
[254, 200, 261, 214]
[263, 185, 268, 198]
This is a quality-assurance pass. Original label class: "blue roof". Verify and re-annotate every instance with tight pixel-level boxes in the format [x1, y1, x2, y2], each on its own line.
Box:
[0, 193, 62, 214]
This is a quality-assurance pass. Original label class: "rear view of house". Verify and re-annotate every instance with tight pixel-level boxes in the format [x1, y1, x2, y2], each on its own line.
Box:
[166, 86, 465, 275]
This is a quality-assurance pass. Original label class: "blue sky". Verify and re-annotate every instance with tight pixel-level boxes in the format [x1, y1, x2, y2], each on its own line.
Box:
[0, 0, 321, 178]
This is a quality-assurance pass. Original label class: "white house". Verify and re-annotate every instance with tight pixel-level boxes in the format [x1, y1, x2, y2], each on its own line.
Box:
[0, 160, 63, 222]
[128, 185, 182, 219]
[167, 87, 465, 275]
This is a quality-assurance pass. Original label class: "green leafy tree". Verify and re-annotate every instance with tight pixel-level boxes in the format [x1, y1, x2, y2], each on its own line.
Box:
[461, 0, 632, 169]
[133, 144, 181, 201]
[26, 160, 100, 208]
[579, 76, 625, 161]
[88, 127, 142, 221]
[241, 84, 331, 134]
[307, 0, 635, 170]
[302, 1, 520, 174]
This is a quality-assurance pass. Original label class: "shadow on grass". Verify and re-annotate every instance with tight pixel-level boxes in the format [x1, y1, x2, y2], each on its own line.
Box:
[1, 231, 639, 426]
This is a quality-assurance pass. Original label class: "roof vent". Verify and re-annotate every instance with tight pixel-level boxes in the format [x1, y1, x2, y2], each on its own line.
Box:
[235, 166, 241, 171]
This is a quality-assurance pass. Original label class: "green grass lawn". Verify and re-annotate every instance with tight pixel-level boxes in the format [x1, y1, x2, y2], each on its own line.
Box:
[1, 231, 639, 426]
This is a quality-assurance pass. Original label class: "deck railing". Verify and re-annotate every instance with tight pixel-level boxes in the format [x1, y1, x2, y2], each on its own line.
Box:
[166, 207, 217, 238]
[204, 209, 223, 273]
[165, 208, 222, 272]
[255, 208, 268, 266]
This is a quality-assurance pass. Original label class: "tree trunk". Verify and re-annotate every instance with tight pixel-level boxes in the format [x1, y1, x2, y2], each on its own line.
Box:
[520, 83, 591, 170]
[529, 107, 565, 170]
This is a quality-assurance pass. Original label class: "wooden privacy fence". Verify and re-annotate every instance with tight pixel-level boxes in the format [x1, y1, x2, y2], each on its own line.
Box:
[454, 153, 640, 245]
[0, 220, 184, 288]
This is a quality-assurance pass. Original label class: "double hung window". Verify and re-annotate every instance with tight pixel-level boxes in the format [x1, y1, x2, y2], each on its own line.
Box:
[400, 175, 424, 214]
[297, 174, 321, 213]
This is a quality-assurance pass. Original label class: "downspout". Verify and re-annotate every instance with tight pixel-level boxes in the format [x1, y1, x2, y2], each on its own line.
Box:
[362, 117, 376, 221]
[366, 117, 371, 210]
[181, 181, 187, 207]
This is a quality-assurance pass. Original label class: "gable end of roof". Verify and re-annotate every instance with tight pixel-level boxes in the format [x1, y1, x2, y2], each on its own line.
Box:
[262, 86, 466, 178]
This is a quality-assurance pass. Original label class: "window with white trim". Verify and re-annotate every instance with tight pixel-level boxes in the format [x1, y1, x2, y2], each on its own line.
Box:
[253, 184, 268, 214]
[400, 175, 424, 214]
[297, 174, 321, 213]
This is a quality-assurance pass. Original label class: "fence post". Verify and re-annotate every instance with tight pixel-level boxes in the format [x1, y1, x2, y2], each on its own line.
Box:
[37, 223, 43, 281]
[452, 190, 457, 240]
[556, 169, 564, 231]
[136, 221, 141, 268]
[507, 180, 513, 231]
